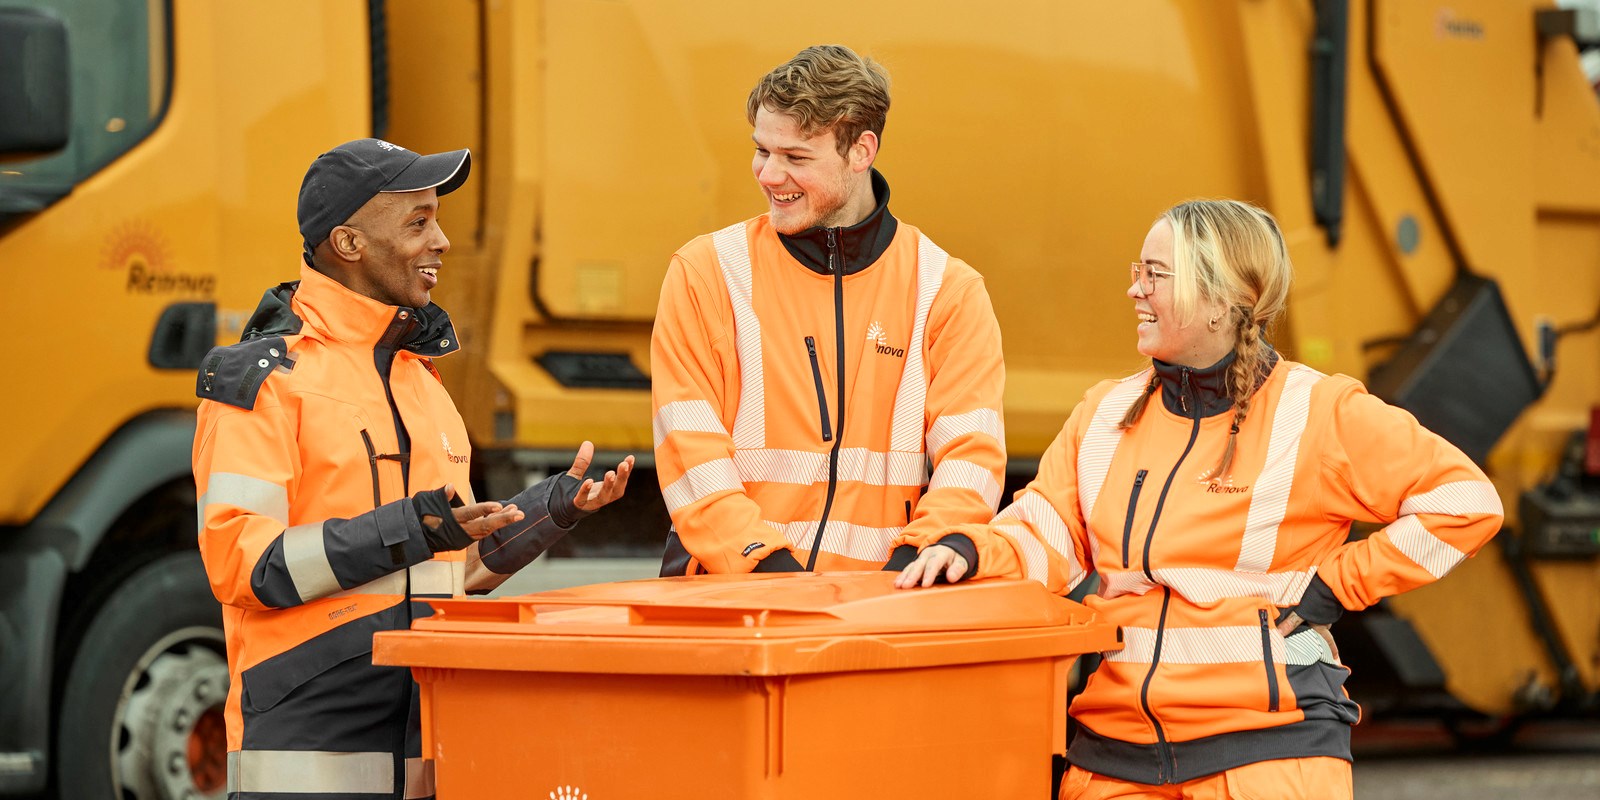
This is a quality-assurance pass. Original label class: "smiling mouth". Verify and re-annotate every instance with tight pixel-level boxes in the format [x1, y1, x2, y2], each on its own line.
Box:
[1137, 312, 1158, 323]
[772, 191, 802, 203]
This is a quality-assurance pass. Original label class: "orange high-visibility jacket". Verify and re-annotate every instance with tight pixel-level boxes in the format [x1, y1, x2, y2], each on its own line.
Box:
[193, 265, 561, 799]
[652, 173, 1006, 573]
[951, 354, 1503, 784]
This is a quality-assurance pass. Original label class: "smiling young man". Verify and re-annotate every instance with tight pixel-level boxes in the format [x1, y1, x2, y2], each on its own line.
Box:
[651, 46, 1007, 575]
[193, 139, 631, 799]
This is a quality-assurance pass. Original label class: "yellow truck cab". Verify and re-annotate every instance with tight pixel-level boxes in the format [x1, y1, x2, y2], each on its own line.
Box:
[0, 1, 1596, 796]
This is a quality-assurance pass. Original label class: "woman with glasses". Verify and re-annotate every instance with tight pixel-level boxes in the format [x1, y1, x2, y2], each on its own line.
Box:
[895, 199, 1502, 799]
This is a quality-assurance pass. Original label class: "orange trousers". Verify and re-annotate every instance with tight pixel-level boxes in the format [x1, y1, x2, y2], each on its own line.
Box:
[1060, 757, 1352, 800]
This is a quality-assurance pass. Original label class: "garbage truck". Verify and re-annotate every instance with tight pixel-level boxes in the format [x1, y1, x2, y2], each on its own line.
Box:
[0, 0, 1596, 796]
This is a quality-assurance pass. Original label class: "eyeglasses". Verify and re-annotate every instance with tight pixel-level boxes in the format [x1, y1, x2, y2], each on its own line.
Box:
[1130, 261, 1176, 294]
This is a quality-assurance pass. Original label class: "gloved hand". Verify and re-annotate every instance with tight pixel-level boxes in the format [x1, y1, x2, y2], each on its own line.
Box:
[751, 548, 805, 573]
[882, 544, 920, 571]
[411, 485, 524, 552]
[542, 441, 634, 529]
[476, 444, 634, 576]
[1275, 574, 1345, 662]
[891, 535, 979, 589]
[412, 486, 474, 552]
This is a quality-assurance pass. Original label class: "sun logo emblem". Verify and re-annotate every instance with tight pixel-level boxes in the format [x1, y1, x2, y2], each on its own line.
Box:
[440, 432, 468, 464]
[865, 321, 887, 346]
[102, 220, 170, 274]
[550, 787, 587, 800]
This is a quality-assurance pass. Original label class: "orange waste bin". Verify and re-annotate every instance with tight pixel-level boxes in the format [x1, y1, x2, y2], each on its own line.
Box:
[373, 572, 1120, 799]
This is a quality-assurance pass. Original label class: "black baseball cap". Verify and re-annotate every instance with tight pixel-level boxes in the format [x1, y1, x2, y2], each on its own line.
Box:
[296, 138, 471, 258]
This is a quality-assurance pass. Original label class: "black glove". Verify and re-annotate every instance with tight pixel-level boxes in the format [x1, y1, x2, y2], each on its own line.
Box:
[1277, 574, 1344, 628]
[933, 534, 979, 583]
[882, 544, 920, 571]
[545, 472, 592, 529]
[412, 487, 473, 552]
[752, 548, 805, 573]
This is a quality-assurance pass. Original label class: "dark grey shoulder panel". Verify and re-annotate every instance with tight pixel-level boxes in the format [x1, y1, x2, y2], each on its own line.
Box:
[195, 336, 294, 410]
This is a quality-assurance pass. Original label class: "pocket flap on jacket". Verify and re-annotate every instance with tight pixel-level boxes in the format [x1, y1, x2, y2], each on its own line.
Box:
[241, 609, 392, 713]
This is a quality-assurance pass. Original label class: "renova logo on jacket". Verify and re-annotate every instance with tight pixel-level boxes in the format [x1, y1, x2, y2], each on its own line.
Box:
[441, 432, 469, 464]
[866, 321, 905, 358]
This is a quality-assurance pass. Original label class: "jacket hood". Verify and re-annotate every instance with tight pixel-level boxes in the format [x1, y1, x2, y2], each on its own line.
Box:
[241, 282, 303, 341]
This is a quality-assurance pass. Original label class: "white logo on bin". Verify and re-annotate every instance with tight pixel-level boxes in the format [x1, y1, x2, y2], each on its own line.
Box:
[550, 787, 587, 800]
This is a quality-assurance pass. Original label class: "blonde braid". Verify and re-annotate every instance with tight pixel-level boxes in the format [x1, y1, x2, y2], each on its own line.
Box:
[1118, 372, 1161, 431]
[1199, 310, 1267, 484]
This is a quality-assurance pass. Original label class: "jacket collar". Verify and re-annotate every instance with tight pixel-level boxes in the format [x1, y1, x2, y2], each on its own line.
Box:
[1152, 345, 1280, 419]
[776, 169, 898, 275]
[239, 262, 459, 358]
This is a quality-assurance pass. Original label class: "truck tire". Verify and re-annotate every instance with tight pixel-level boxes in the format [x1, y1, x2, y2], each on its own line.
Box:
[56, 551, 227, 800]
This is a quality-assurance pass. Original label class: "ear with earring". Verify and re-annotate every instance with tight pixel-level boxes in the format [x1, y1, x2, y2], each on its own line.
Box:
[1207, 313, 1222, 332]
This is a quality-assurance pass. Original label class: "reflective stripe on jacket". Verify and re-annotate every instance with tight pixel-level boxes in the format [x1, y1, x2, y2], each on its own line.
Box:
[954, 357, 1503, 783]
[194, 264, 503, 798]
[652, 211, 1006, 572]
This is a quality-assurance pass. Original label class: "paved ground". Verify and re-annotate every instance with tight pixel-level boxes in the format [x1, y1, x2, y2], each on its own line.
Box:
[1352, 720, 1600, 799]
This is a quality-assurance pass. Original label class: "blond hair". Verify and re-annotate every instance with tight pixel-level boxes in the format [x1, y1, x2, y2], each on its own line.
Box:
[746, 45, 891, 157]
[1119, 200, 1293, 482]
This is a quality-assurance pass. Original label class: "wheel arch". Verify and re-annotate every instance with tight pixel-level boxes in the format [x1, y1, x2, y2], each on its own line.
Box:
[25, 408, 198, 571]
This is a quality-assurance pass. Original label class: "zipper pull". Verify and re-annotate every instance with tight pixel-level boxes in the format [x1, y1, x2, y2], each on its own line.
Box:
[806, 337, 817, 358]
[826, 228, 838, 273]
[1180, 368, 1192, 414]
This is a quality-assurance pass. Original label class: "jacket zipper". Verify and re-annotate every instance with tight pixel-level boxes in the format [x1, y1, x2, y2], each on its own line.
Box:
[374, 318, 413, 496]
[1121, 469, 1148, 569]
[358, 429, 382, 508]
[1139, 369, 1201, 582]
[1138, 587, 1176, 783]
[805, 227, 846, 571]
[1131, 370, 1200, 783]
[1259, 608, 1281, 712]
[805, 336, 832, 442]
[375, 314, 418, 630]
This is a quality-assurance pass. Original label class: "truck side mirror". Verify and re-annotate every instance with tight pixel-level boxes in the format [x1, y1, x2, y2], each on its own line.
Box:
[0, 7, 70, 157]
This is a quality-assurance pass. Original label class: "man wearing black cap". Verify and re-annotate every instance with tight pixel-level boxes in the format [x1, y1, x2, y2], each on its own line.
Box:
[192, 139, 633, 799]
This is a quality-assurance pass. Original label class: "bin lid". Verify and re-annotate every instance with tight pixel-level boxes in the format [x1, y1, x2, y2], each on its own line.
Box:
[373, 573, 1122, 676]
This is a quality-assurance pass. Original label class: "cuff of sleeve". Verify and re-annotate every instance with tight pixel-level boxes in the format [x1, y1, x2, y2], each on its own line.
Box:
[934, 534, 979, 581]
[751, 548, 804, 573]
[546, 473, 589, 530]
[1288, 574, 1345, 625]
[504, 475, 585, 531]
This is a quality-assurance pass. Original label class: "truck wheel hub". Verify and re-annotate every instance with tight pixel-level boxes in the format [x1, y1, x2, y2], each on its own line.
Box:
[114, 627, 228, 800]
